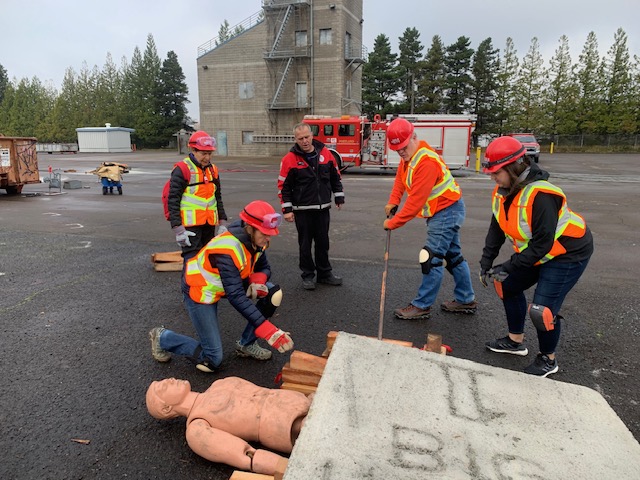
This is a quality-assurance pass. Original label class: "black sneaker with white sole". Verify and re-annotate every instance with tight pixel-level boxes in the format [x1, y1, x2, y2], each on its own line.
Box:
[524, 353, 559, 377]
[485, 336, 529, 356]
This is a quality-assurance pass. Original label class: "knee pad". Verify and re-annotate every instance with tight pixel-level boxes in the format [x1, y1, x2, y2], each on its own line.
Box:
[444, 254, 464, 275]
[419, 247, 445, 275]
[493, 280, 504, 299]
[257, 285, 283, 319]
[528, 303, 556, 331]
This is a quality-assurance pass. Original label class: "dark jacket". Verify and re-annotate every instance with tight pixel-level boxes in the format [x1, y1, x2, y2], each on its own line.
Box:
[168, 154, 227, 228]
[481, 163, 593, 272]
[277, 139, 344, 214]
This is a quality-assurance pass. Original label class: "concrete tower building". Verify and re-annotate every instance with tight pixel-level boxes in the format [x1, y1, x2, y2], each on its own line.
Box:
[197, 0, 365, 156]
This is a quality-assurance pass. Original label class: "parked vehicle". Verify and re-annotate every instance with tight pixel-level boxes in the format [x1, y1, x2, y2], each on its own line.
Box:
[506, 133, 540, 163]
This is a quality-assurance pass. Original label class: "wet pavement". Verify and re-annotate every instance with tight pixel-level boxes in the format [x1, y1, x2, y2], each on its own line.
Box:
[1, 151, 638, 479]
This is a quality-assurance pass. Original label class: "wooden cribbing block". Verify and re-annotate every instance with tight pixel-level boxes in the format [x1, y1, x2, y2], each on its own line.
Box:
[289, 351, 327, 376]
[281, 363, 322, 387]
[274, 458, 288, 480]
[229, 472, 273, 479]
[280, 382, 317, 394]
[151, 251, 183, 272]
[323, 331, 414, 356]
[423, 333, 448, 355]
[153, 262, 183, 272]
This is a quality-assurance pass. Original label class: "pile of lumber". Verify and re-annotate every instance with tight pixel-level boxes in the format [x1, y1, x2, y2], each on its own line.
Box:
[151, 251, 182, 272]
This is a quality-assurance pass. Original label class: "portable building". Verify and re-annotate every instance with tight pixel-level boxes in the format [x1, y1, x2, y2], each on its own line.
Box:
[76, 124, 135, 153]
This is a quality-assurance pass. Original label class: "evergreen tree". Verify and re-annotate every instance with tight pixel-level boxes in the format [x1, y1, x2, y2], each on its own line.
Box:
[0, 64, 8, 105]
[397, 27, 424, 113]
[94, 53, 123, 127]
[575, 31, 602, 134]
[443, 36, 474, 114]
[470, 37, 499, 137]
[416, 35, 446, 114]
[495, 37, 519, 134]
[0, 77, 54, 138]
[601, 28, 634, 134]
[46, 68, 80, 142]
[544, 35, 578, 134]
[512, 37, 546, 132]
[362, 34, 401, 118]
[158, 50, 190, 138]
[215, 20, 231, 46]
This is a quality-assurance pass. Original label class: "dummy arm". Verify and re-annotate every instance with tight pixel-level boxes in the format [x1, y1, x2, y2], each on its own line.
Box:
[185, 418, 285, 475]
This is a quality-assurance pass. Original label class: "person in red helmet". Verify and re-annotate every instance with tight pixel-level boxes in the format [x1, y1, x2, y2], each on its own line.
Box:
[480, 136, 593, 377]
[167, 130, 228, 260]
[149, 200, 293, 373]
[383, 117, 476, 320]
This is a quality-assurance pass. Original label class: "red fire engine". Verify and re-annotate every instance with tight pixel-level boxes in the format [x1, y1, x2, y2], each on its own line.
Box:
[304, 114, 476, 171]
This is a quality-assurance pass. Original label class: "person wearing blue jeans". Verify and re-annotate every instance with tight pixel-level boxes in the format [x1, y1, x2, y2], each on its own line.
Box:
[480, 137, 593, 377]
[383, 118, 476, 320]
[149, 201, 294, 373]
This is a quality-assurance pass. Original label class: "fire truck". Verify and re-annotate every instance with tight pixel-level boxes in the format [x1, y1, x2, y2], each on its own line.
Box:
[304, 114, 476, 172]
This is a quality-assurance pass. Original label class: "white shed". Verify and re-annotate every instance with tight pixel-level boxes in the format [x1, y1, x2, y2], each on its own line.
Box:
[76, 124, 135, 153]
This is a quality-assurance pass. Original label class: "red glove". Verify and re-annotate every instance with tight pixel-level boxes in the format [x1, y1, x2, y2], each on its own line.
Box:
[246, 272, 269, 300]
[255, 321, 293, 353]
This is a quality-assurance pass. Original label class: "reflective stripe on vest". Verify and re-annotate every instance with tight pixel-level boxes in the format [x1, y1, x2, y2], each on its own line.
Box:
[185, 232, 263, 304]
[405, 146, 461, 218]
[491, 180, 587, 264]
[180, 157, 219, 227]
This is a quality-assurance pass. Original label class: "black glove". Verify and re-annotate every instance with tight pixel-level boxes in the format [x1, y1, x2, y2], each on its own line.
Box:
[488, 264, 509, 282]
[479, 268, 491, 287]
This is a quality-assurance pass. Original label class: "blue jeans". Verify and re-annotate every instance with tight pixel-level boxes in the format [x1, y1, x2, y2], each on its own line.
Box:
[159, 292, 259, 366]
[412, 199, 475, 309]
[500, 258, 590, 354]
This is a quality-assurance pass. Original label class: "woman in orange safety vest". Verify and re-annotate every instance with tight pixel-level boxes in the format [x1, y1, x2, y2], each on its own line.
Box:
[480, 136, 593, 377]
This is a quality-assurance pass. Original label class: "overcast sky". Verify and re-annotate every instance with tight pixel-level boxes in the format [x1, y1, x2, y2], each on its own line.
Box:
[3, 0, 639, 122]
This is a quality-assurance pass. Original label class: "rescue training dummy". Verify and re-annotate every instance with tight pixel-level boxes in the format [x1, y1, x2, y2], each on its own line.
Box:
[146, 376, 311, 476]
[88, 161, 129, 195]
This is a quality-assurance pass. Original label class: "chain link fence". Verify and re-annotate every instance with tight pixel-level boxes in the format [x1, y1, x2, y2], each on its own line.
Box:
[537, 134, 640, 152]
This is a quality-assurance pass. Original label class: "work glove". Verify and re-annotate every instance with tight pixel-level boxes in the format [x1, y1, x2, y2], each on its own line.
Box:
[255, 320, 294, 353]
[479, 268, 491, 287]
[173, 225, 196, 247]
[216, 222, 228, 235]
[385, 204, 398, 217]
[246, 272, 269, 300]
[488, 264, 509, 282]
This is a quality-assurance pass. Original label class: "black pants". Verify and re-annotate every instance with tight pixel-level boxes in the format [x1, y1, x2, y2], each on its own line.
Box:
[294, 208, 332, 280]
[180, 224, 217, 258]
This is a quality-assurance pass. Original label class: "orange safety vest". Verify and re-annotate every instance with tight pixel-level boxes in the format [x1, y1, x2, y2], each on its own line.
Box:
[491, 180, 587, 264]
[180, 157, 219, 227]
[405, 143, 461, 218]
[185, 232, 263, 304]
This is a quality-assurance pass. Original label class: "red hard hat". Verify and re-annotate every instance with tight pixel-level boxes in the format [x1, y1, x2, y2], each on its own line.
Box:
[239, 200, 282, 236]
[188, 130, 216, 151]
[387, 118, 414, 151]
[483, 136, 526, 173]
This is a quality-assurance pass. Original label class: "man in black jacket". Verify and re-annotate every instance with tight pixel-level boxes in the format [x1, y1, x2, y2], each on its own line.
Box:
[277, 122, 345, 290]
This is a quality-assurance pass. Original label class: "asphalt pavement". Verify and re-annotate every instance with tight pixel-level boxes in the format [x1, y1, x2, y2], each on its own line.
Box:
[1, 150, 638, 479]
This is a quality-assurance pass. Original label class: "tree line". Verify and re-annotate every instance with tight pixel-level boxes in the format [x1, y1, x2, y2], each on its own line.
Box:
[363, 27, 639, 139]
[0, 34, 190, 148]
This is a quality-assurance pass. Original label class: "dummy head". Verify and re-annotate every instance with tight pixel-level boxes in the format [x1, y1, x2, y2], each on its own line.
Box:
[146, 378, 192, 420]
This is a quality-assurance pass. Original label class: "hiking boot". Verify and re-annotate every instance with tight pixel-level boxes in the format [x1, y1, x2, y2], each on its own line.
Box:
[235, 340, 272, 360]
[441, 299, 478, 314]
[524, 353, 559, 377]
[394, 304, 431, 320]
[485, 336, 529, 356]
[302, 278, 316, 290]
[318, 273, 343, 286]
[149, 327, 171, 363]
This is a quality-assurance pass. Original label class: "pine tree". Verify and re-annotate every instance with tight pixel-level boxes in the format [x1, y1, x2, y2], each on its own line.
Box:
[397, 27, 424, 114]
[470, 38, 499, 137]
[495, 37, 519, 134]
[0, 64, 8, 106]
[575, 31, 602, 134]
[443, 36, 474, 114]
[602, 28, 634, 134]
[544, 35, 579, 134]
[512, 37, 546, 132]
[362, 34, 401, 118]
[158, 50, 190, 138]
[215, 20, 231, 46]
[416, 35, 446, 114]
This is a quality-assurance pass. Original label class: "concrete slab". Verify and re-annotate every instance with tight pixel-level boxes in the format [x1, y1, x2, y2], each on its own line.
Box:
[285, 333, 640, 479]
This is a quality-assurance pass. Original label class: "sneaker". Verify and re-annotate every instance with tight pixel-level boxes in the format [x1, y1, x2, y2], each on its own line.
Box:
[485, 336, 529, 356]
[394, 304, 431, 320]
[196, 359, 218, 373]
[318, 273, 343, 286]
[302, 278, 316, 290]
[441, 299, 478, 314]
[524, 353, 559, 377]
[149, 327, 171, 363]
[235, 340, 272, 360]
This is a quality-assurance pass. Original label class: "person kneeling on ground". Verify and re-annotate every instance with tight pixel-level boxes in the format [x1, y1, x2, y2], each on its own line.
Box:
[149, 200, 293, 373]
